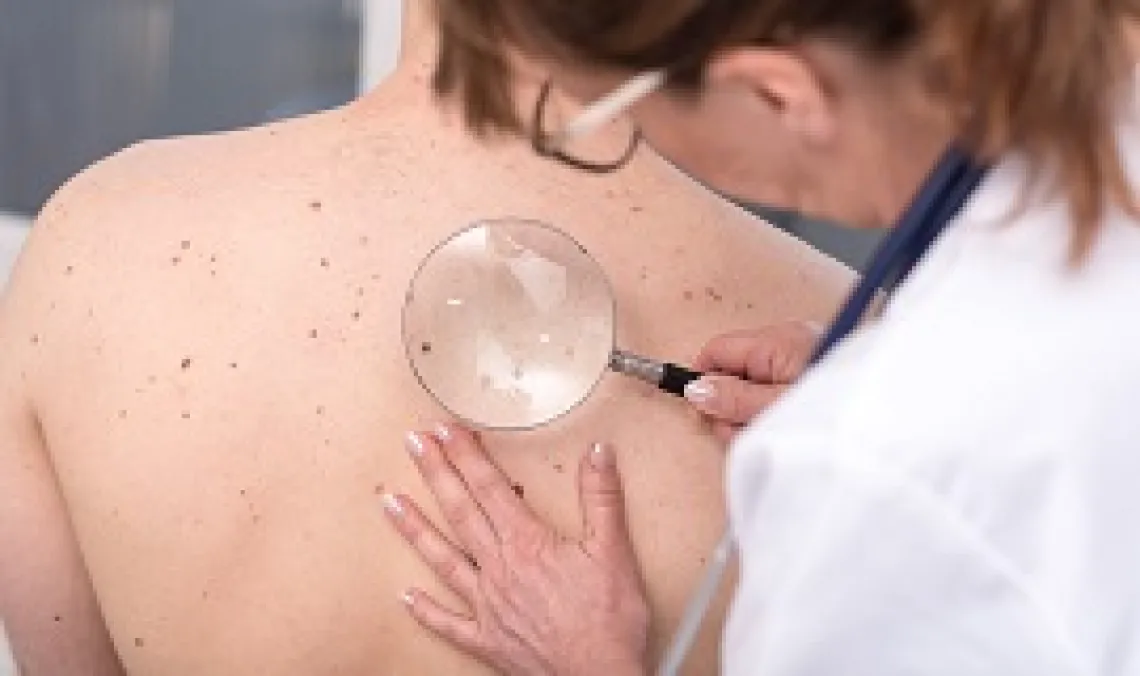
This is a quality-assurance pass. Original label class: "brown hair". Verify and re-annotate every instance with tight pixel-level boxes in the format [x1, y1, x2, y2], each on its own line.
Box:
[431, 0, 1140, 260]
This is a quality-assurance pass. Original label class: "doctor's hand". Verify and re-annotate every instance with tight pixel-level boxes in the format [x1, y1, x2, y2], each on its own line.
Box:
[384, 425, 650, 676]
[685, 320, 823, 442]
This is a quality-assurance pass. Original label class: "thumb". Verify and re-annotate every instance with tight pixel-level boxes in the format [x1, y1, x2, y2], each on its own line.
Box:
[683, 374, 784, 426]
[579, 443, 634, 558]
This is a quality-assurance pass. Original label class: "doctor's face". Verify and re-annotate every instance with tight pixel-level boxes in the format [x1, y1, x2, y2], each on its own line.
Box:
[538, 46, 952, 230]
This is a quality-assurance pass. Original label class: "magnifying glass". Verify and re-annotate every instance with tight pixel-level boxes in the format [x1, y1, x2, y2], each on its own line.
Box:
[403, 218, 704, 430]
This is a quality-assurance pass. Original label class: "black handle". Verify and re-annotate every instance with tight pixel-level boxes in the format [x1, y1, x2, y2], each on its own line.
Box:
[659, 362, 704, 398]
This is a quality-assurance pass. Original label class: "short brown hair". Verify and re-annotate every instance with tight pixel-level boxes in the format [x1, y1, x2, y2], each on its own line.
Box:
[431, 0, 1140, 260]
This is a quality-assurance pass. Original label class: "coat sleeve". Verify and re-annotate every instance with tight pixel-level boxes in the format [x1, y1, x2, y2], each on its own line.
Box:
[723, 455, 1089, 676]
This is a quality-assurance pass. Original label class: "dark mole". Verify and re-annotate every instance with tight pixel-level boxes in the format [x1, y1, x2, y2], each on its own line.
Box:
[309, 329, 319, 339]
[746, 303, 755, 310]
[118, 410, 128, 420]
[209, 255, 217, 264]
[630, 205, 644, 213]
[320, 257, 330, 268]
[172, 257, 182, 265]
[309, 200, 323, 212]
[229, 363, 238, 369]
[374, 483, 386, 495]
[134, 638, 145, 648]
[181, 357, 193, 370]
[53, 615, 61, 623]
[683, 290, 695, 301]
[351, 311, 361, 321]
[511, 483, 525, 498]
[181, 412, 191, 420]
[420, 341, 433, 354]
[240, 489, 247, 497]
[553, 463, 565, 474]
[316, 406, 326, 416]
[65, 265, 74, 275]
[180, 240, 191, 250]
[30, 334, 40, 345]
[705, 287, 724, 303]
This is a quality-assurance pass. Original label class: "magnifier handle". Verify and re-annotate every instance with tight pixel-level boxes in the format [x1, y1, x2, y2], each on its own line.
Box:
[659, 362, 703, 398]
[610, 350, 704, 398]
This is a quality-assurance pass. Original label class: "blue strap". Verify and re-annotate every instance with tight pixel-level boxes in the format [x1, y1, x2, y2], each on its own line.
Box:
[810, 146, 990, 364]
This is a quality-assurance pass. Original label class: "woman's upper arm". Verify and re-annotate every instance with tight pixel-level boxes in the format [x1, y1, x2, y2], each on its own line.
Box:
[0, 236, 124, 675]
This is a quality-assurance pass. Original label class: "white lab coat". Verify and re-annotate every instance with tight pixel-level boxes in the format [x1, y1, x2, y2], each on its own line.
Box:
[724, 94, 1140, 673]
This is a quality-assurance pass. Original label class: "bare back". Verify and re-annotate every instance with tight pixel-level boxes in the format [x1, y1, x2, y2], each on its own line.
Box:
[0, 90, 849, 674]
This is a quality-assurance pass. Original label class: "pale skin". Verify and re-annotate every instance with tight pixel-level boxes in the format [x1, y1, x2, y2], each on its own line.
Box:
[0, 4, 851, 674]
[384, 26, 961, 676]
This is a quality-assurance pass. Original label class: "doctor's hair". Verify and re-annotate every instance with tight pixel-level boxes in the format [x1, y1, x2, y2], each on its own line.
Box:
[431, 0, 1140, 261]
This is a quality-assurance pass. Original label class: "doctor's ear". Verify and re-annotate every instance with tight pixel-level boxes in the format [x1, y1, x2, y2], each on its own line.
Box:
[705, 49, 837, 146]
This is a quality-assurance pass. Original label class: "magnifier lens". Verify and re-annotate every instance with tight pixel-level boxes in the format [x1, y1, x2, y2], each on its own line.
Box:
[403, 219, 616, 430]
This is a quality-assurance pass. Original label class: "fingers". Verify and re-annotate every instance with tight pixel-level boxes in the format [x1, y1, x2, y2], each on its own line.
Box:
[402, 588, 483, 653]
[384, 493, 480, 600]
[684, 374, 785, 426]
[436, 425, 536, 542]
[578, 444, 634, 559]
[693, 322, 820, 384]
[405, 431, 499, 555]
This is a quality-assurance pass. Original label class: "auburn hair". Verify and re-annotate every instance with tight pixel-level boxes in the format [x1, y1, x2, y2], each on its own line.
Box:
[431, 0, 1140, 260]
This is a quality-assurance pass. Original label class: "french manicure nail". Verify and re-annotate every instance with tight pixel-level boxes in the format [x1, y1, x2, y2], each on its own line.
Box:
[590, 442, 615, 470]
[405, 431, 425, 457]
[381, 493, 403, 516]
[684, 379, 716, 405]
[434, 423, 452, 443]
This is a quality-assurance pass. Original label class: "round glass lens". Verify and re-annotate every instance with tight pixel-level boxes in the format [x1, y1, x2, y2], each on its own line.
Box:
[403, 219, 616, 430]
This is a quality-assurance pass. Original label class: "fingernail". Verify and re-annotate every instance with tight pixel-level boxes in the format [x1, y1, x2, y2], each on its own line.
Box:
[405, 431, 425, 457]
[590, 442, 614, 470]
[401, 589, 415, 607]
[684, 378, 716, 405]
[381, 493, 403, 516]
[434, 423, 452, 443]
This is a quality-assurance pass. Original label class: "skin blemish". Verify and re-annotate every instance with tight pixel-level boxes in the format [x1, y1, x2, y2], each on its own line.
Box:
[310, 200, 323, 212]
[239, 489, 247, 497]
[316, 406, 325, 416]
[252, 513, 262, 524]
[30, 334, 39, 345]
[202, 590, 209, 600]
[309, 329, 319, 339]
[511, 483, 525, 498]
[181, 412, 191, 420]
[630, 205, 644, 213]
[639, 268, 648, 281]
[320, 257, 331, 269]
[705, 287, 724, 303]
[134, 638, 145, 648]
[374, 483, 386, 495]
[229, 362, 238, 369]
[351, 311, 361, 321]
[370, 273, 381, 282]
[181, 358, 193, 370]
[118, 410, 128, 420]
[53, 615, 61, 623]
[65, 265, 74, 275]
[553, 463, 565, 474]
[180, 240, 191, 251]
[172, 257, 182, 266]
[420, 341, 433, 355]
[356, 287, 365, 298]
[359, 235, 370, 247]
[683, 290, 695, 301]
[210, 255, 217, 264]
[747, 303, 755, 310]
[148, 375, 158, 384]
